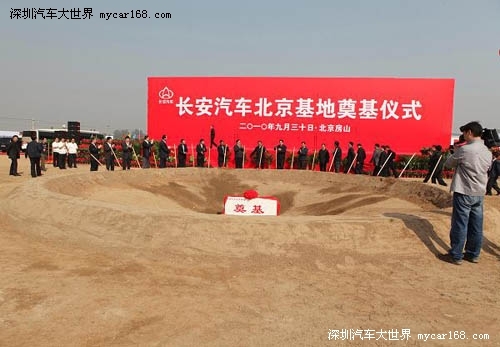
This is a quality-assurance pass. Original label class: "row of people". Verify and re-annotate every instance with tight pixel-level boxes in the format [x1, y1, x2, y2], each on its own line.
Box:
[51, 138, 79, 169]
[90, 135, 398, 177]
[6, 134, 499, 195]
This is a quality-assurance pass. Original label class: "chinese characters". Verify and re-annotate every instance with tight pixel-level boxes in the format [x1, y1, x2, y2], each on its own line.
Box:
[174, 97, 423, 121]
[238, 123, 351, 133]
[10, 8, 93, 19]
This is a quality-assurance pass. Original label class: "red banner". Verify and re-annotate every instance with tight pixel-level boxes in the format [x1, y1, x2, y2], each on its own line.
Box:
[147, 77, 454, 165]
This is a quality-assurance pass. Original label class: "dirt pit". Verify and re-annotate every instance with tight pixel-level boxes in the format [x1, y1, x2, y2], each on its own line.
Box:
[1, 161, 499, 346]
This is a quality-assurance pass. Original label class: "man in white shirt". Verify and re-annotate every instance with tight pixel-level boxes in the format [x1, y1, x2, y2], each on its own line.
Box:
[52, 137, 60, 167]
[67, 138, 79, 168]
[58, 138, 68, 169]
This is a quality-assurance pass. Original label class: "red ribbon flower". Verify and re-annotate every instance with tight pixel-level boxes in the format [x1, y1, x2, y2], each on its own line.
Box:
[243, 190, 259, 199]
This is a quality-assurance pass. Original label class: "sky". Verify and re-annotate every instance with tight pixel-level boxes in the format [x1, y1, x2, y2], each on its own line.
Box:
[1, 0, 499, 134]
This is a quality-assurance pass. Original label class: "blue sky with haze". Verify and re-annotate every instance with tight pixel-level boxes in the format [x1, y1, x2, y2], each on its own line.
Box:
[1, 0, 499, 133]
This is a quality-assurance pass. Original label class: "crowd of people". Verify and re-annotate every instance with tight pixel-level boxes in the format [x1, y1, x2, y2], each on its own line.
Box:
[6, 134, 80, 178]
[4, 129, 499, 198]
[96, 134, 401, 178]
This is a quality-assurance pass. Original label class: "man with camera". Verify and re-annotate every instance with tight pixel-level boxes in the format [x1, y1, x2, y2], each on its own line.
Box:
[441, 121, 492, 265]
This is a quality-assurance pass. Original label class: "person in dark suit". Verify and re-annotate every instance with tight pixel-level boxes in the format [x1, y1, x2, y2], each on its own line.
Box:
[486, 151, 500, 195]
[196, 139, 207, 167]
[423, 145, 446, 185]
[26, 135, 43, 178]
[217, 140, 230, 167]
[344, 142, 356, 173]
[371, 143, 382, 176]
[386, 145, 398, 177]
[234, 139, 244, 169]
[122, 136, 133, 170]
[423, 145, 437, 183]
[159, 134, 170, 168]
[89, 137, 100, 171]
[355, 143, 366, 174]
[210, 125, 217, 149]
[318, 143, 330, 172]
[377, 146, 390, 177]
[7, 135, 21, 176]
[250, 140, 266, 169]
[142, 135, 152, 169]
[177, 139, 187, 167]
[375, 145, 389, 177]
[274, 139, 287, 169]
[332, 141, 342, 173]
[431, 145, 447, 185]
[104, 137, 115, 171]
[298, 142, 308, 170]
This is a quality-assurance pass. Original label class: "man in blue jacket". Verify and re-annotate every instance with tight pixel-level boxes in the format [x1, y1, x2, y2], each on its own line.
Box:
[26, 134, 43, 178]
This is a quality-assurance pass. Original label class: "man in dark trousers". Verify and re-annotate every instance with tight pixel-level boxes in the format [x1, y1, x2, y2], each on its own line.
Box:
[142, 135, 152, 169]
[298, 142, 308, 170]
[159, 134, 170, 168]
[234, 139, 244, 169]
[386, 145, 398, 177]
[423, 145, 447, 186]
[217, 140, 230, 168]
[52, 137, 60, 168]
[196, 139, 207, 167]
[177, 139, 187, 167]
[26, 134, 43, 178]
[250, 140, 266, 169]
[210, 125, 217, 149]
[332, 141, 342, 173]
[40, 138, 48, 172]
[104, 137, 115, 171]
[423, 145, 437, 183]
[355, 143, 366, 174]
[58, 138, 68, 170]
[318, 143, 330, 172]
[370, 143, 382, 176]
[122, 136, 133, 170]
[344, 142, 356, 173]
[486, 151, 500, 195]
[274, 139, 287, 169]
[431, 145, 447, 185]
[7, 135, 21, 176]
[89, 137, 100, 171]
[377, 146, 390, 177]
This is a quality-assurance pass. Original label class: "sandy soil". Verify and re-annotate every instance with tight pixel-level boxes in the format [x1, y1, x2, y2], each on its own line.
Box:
[0, 155, 499, 346]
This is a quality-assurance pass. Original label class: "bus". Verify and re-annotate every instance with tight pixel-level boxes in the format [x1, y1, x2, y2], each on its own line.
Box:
[81, 130, 105, 141]
[21, 129, 104, 150]
[0, 131, 22, 152]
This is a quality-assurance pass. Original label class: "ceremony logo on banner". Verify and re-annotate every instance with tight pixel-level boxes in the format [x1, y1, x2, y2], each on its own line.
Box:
[224, 197, 280, 216]
[147, 77, 454, 160]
